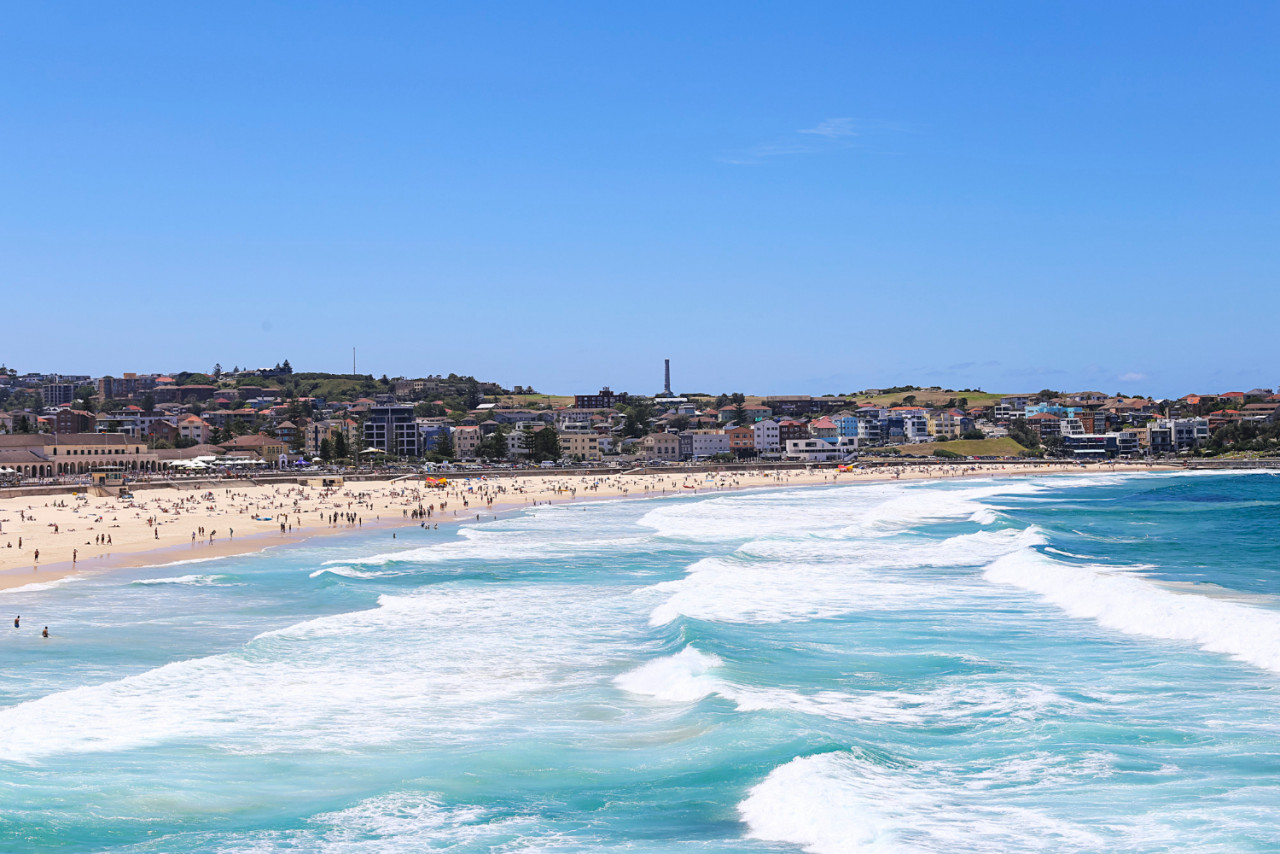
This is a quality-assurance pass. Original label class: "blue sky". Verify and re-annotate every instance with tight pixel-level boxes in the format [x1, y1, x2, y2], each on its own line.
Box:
[2, 3, 1276, 397]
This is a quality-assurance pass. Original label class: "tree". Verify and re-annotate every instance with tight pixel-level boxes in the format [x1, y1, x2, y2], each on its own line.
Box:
[465, 378, 483, 409]
[434, 429, 454, 459]
[319, 437, 334, 462]
[213, 363, 223, 379]
[733, 403, 748, 425]
[1007, 418, 1041, 449]
[478, 428, 508, 460]
[531, 426, 561, 462]
[730, 392, 746, 406]
[518, 428, 536, 457]
[415, 401, 445, 418]
[333, 431, 349, 459]
[281, 359, 293, 374]
[142, 393, 156, 414]
[961, 428, 985, 441]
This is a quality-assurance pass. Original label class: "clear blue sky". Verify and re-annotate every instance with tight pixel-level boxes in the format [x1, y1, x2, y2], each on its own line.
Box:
[2, 3, 1276, 397]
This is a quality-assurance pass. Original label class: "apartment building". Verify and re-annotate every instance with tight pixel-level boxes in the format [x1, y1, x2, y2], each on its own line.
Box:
[641, 432, 681, 461]
[53, 409, 97, 435]
[678, 429, 731, 460]
[452, 426, 483, 457]
[752, 419, 781, 454]
[363, 404, 420, 456]
[561, 431, 603, 461]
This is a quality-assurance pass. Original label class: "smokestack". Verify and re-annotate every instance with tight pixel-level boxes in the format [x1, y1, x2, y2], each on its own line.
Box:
[663, 359, 672, 396]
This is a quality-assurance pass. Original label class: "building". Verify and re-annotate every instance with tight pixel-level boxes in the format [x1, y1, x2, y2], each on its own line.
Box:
[809, 417, 839, 440]
[96, 373, 158, 401]
[0, 432, 160, 477]
[561, 431, 602, 461]
[768, 396, 822, 416]
[219, 433, 287, 465]
[1148, 418, 1210, 454]
[678, 429, 731, 460]
[726, 425, 755, 456]
[1026, 412, 1062, 439]
[362, 404, 420, 457]
[640, 432, 681, 461]
[305, 418, 359, 457]
[573, 387, 628, 409]
[783, 437, 856, 462]
[452, 425, 483, 458]
[778, 420, 811, 444]
[752, 419, 781, 454]
[41, 382, 77, 407]
[53, 409, 97, 435]
[1061, 432, 1140, 459]
[176, 415, 212, 445]
[417, 420, 452, 454]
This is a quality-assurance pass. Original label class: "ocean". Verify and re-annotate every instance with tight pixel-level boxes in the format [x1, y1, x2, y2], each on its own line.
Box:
[2, 470, 1280, 852]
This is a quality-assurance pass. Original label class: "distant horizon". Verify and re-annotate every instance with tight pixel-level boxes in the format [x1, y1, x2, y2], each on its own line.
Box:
[5, 361, 1273, 403]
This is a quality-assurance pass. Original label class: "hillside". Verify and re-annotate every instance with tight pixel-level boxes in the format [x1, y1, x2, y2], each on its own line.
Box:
[892, 437, 1029, 457]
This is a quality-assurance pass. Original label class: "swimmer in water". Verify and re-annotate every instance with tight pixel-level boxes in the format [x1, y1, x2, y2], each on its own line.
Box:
[42, 627, 48, 638]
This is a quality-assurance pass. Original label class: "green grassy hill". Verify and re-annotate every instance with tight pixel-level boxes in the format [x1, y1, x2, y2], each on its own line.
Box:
[892, 437, 1029, 457]
[860, 389, 1005, 408]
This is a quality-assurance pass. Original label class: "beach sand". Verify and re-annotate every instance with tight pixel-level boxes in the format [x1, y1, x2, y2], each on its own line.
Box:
[0, 461, 1175, 591]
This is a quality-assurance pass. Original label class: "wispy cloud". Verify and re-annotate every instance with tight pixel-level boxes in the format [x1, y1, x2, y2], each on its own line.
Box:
[720, 117, 869, 165]
[1118, 371, 1148, 383]
[798, 117, 859, 138]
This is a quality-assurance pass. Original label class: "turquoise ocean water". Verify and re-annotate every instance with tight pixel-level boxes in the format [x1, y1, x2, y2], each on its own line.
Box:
[2, 470, 1280, 852]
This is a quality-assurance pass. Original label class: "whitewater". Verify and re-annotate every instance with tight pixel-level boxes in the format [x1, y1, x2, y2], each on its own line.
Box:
[3, 470, 1280, 852]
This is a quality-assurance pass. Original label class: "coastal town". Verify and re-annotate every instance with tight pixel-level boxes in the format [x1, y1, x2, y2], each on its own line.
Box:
[1, 359, 1278, 482]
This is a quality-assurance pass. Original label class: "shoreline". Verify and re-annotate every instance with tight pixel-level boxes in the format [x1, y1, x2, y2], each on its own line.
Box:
[0, 461, 1178, 593]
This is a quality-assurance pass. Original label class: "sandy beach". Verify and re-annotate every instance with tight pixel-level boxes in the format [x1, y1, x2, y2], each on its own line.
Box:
[0, 461, 1174, 591]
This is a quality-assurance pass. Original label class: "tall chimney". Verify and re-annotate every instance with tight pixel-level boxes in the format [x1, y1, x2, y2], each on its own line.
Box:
[664, 359, 672, 396]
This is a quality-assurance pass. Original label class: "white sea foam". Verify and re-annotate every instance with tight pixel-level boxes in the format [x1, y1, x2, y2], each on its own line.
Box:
[637, 485, 901, 542]
[131, 574, 229, 586]
[331, 522, 648, 567]
[843, 481, 1044, 537]
[207, 791, 554, 852]
[613, 645, 724, 702]
[0, 582, 636, 763]
[739, 751, 1106, 854]
[646, 527, 1043, 626]
[0, 576, 81, 596]
[984, 549, 1280, 674]
[146, 553, 254, 569]
[308, 565, 382, 579]
[617, 647, 1067, 726]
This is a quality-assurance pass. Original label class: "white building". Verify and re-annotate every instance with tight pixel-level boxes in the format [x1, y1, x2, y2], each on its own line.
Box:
[784, 437, 857, 462]
[752, 419, 781, 454]
[902, 412, 932, 443]
[1060, 418, 1087, 437]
